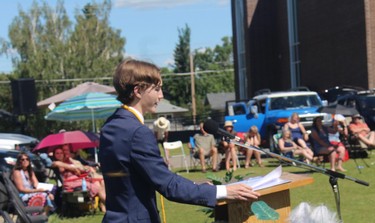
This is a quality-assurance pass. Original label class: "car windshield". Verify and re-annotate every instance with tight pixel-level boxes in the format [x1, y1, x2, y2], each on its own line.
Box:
[357, 95, 375, 111]
[269, 95, 322, 110]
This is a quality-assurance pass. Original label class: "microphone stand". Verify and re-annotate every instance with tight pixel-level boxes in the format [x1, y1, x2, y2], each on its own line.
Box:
[230, 139, 369, 222]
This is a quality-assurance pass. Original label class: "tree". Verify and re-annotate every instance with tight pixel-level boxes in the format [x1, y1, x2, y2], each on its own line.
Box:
[164, 24, 192, 106]
[163, 35, 235, 124]
[2, 0, 71, 79]
[67, 1, 125, 79]
[173, 24, 190, 73]
[0, 0, 126, 137]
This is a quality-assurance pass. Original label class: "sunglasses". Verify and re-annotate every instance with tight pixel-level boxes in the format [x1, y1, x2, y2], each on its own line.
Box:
[20, 158, 29, 161]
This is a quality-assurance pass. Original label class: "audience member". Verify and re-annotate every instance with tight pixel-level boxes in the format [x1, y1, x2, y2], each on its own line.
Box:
[219, 121, 238, 171]
[278, 129, 314, 163]
[193, 122, 218, 172]
[349, 114, 375, 147]
[53, 147, 106, 212]
[310, 117, 346, 172]
[153, 116, 171, 163]
[284, 112, 311, 150]
[329, 114, 348, 146]
[12, 152, 55, 213]
[244, 126, 263, 168]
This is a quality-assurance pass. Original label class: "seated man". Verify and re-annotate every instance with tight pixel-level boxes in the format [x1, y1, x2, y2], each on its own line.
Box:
[193, 122, 218, 173]
[349, 114, 375, 147]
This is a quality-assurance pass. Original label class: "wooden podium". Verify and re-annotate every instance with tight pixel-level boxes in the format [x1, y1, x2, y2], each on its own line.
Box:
[215, 172, 314, 223]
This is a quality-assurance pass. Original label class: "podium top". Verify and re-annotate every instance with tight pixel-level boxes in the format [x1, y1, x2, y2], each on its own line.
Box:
[217, 172, 314, 205]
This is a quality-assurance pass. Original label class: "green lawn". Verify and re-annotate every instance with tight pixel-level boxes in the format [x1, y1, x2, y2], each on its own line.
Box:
[47, 151, 375, 223]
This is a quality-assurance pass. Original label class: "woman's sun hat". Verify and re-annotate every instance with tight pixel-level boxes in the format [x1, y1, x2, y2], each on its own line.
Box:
[156, 117, 168, 129]
[223, 120, 233, 128]
[334, 114, 345, 121]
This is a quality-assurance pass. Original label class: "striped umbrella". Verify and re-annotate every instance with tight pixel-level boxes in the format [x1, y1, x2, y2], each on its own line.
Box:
[45, 92, 121, 131]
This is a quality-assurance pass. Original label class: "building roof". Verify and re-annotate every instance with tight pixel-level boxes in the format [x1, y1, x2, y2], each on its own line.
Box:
[206, 92, 235, 110]
[156, 100, 188, 114]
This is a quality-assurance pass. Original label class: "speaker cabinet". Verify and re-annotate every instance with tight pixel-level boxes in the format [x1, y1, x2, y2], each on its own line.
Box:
[11, 78, 37, 115]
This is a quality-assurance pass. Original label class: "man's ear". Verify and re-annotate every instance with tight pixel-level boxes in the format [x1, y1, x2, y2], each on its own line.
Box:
[133, 85, 142, 99]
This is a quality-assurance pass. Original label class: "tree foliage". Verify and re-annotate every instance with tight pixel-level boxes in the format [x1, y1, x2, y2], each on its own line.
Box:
[165, 33, 235, 121]
[0, 0, 125, 137]
[173, 24, 190, 73]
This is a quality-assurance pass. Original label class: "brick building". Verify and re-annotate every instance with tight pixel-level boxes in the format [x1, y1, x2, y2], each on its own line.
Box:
[231, 0, 375, 100]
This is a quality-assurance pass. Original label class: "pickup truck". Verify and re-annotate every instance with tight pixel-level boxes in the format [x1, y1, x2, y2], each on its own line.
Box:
[225, 91, 332, 152]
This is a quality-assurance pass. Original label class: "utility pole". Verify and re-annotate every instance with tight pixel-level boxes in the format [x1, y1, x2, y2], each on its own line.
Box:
[190, 53, 196, 130]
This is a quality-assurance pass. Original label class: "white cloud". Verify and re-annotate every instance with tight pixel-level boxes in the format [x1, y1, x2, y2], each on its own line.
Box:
[163, 58, 174, 67]
[114, 0, 228, 9]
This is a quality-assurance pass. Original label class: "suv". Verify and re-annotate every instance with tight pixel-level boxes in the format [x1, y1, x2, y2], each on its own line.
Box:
[319, 86, 363, 104]
[336, 90, 375, 130]
[225, 91, 332, 152]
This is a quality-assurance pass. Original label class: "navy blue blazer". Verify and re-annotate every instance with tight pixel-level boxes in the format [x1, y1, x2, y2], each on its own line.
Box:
[99, 108, 217, 223]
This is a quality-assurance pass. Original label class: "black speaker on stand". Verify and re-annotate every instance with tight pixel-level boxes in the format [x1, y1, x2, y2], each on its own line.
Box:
[11, 78, 38, 115]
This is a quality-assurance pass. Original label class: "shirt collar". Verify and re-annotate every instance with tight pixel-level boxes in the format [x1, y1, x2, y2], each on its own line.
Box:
[124, 105, 144, 124]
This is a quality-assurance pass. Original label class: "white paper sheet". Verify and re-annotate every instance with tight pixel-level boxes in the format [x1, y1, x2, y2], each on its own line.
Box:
[37, 183, 54, 192]
[230, 165, 290, 191]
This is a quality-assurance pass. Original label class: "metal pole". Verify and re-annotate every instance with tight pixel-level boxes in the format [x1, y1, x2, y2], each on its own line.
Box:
[190, 53, 196, 130]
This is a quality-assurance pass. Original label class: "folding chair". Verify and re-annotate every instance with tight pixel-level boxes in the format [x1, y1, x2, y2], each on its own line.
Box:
[0, 209, 14, 223]
[1, 171, 48, 223]
[163, 141, 189, 173]
[345, 133, 370, 173]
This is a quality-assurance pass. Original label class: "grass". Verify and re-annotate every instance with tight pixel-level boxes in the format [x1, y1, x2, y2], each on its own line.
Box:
[47, 150, 375, 223]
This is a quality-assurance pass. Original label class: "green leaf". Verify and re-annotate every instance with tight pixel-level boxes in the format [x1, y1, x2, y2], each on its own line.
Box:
[250, 201, 279, 220]
[197, 207, 214, 218]
[224, 170, 233, 183]
[206, 173, 223, 185]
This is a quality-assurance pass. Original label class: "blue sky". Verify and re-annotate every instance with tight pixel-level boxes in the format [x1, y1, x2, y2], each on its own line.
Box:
[0, 0, 232, 73]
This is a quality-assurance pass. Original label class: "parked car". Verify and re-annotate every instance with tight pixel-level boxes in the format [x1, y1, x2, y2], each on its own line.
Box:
[0, 133, 39, 151]
[319, 86, 364, 104]
[336, 90, 375, 130]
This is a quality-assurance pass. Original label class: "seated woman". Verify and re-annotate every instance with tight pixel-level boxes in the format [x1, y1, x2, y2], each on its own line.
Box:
[219, 121, 238, 171]
[278, 129, 314, 163]
[284, 112, 311, 150]
[349, 114, 375, 147]
[310, 117, 346, 172]
[12, 152, 55, 213]
[53, 147, 106, 212]
[244, 126, 263, 168]
[329, 114, 349, 148]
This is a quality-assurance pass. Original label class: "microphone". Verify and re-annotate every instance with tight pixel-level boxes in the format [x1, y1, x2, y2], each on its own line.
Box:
[203, 119, 241, 141]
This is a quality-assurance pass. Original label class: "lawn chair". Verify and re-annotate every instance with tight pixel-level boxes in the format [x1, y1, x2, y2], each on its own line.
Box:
[163, 141, 189, 173]
[345, 132, 370, 173]
[0, 209, 14, 223]
[50, 168, 99, 217]
[1, 171, 48, 223]
[188, 137, 211, 170]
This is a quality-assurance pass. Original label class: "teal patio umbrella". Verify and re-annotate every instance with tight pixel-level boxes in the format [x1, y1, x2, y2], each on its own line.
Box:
[45, 92, 122, 132]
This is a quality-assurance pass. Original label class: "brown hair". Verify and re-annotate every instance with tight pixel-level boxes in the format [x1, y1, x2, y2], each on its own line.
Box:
[13, 152, 33, 178]
[247, 125, 261, 141]
[113, 59, 162, 104]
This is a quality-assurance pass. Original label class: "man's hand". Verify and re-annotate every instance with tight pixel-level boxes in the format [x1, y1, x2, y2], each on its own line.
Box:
[225, 184, 260, 200]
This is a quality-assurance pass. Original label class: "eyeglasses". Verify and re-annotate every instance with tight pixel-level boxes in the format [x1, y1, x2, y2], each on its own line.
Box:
[20, 158, 29, 161]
